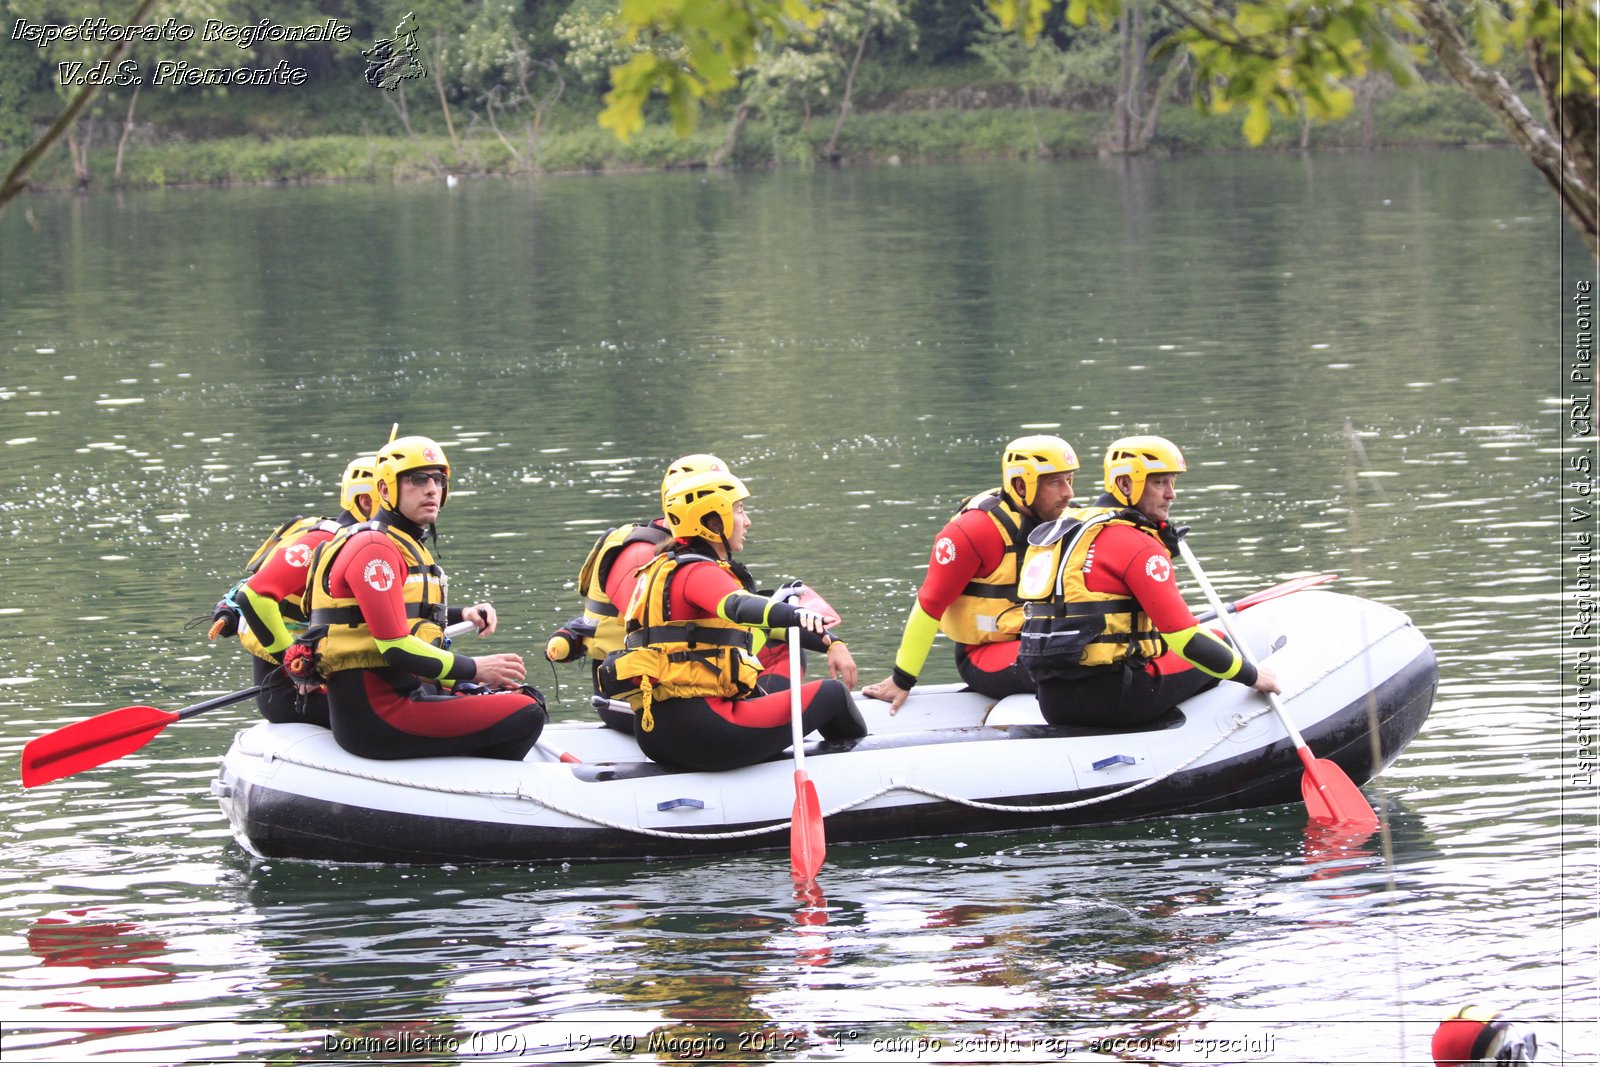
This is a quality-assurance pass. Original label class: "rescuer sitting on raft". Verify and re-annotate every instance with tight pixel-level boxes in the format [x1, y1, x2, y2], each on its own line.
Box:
[865, 435, 1080, 711]
[206, 453, 379, 727]
[544, 453, 730, 734]
[298, 435, 547, 760]
[601, 467, 866, 771]
[1016, 435, 1280, 727]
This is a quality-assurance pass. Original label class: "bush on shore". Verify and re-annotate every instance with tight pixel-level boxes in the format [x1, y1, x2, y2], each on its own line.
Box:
[16, 81, 1509, 191]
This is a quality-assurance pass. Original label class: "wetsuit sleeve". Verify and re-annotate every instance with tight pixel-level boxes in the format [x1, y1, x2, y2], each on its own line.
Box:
[340, 533, 475, 684]
[237, 529, 332, 655]
[677, 562, 841, 653]
[237, 584, 294, 655]
[1111, 529, 1258, 686]
[605, 542, 657, 609]
[890, 511, 1004, 687]
[889, 604, 942, 688]
[716, 590, 841, 653]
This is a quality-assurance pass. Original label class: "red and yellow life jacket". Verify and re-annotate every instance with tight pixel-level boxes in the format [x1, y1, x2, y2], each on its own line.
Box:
[303, 521, 449, 675]
[1016, 507, 1165, 670]
[602, 549, 761, 731]
[939, 488, 1032, 646]
[574, 520, 670, 661]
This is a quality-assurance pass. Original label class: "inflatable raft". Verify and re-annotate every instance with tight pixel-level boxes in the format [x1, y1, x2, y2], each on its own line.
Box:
[211, 590, 1437, 865]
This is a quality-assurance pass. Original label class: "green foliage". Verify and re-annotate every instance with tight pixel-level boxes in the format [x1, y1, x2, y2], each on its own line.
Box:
[0, 31, 40, 150]
[598, 0, 827, 139]
[556, 0, 645, 90]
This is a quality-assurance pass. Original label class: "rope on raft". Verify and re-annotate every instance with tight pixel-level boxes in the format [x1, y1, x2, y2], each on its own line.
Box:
[257, 704, 1275, 842]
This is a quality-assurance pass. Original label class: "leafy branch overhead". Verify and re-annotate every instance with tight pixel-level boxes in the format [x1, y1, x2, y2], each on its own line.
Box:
[599, 0, 829, 139]
[600, 0, 1597, 258]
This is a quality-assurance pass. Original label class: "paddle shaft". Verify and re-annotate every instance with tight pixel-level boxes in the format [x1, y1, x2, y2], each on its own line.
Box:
[1177, 542, 1378, 832]
[787, 615, 826, 883]
[1176, 541, 1313, 751]
[788, 623, 807, 775]
[22, 620, 482, 788]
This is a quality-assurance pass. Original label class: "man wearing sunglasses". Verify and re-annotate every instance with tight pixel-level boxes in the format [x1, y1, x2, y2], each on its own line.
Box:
[301, 434, 547, 761]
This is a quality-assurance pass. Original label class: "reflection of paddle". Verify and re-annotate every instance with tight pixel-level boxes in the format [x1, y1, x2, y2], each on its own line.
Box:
[1193, 572, 1337, 622]
[21, 621, 477, 788]
[787, 621, 826, 884]
[1177, 542, 1379, 834]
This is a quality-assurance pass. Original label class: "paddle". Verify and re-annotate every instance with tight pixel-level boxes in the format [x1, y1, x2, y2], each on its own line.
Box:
[1193, 572, 1337, 623]
[787, 616, 826, 883]
[21, 620, 479, 788]
[1176, 541, 1379, 834]
[21, 686, 261, 788]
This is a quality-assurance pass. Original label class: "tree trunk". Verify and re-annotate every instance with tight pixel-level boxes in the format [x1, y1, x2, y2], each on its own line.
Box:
[115, 84, 141, 180]
[66, 122, 91, 189]
[1113, 4, 1134, 153]
[424, 39, 459, 151]
[824, 22, 872, 161]
[712, 101, 753, 167]
[1411, 0, 1597, 260]
[1134, 52, 1186, 152]
[0, 0, 158, 213]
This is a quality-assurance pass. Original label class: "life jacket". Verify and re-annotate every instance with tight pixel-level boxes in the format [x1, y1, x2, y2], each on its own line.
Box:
[302, 520, 449, 675]
[1016, 506, 1165, 672]
[600, 548, 761, 732]
[574, 520, 671, 661]
[938, 488, 1033, 646]
[235, 516, 342, 663]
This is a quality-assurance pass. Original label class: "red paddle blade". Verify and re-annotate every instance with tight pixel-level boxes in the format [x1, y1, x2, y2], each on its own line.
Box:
[790, 770, 826, 883]
[1298, 753, 1379, 835]
[20, 706, 178, 788]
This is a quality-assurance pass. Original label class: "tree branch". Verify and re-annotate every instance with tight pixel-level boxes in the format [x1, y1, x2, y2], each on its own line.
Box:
[0, 0, 161, 215]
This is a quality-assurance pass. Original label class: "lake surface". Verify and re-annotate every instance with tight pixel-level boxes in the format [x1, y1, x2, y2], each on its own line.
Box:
[0, 148, 1594, 1064]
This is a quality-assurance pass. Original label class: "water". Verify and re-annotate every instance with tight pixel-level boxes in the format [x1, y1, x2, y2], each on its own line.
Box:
[0, 148, 1593, 1064]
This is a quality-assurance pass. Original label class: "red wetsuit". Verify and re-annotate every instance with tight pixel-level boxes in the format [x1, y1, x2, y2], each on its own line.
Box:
[321, 521, 545, 761]
[632, 552, 865, 772]
[237, 520, 344, 725]
[1034, 520, 1255, 728]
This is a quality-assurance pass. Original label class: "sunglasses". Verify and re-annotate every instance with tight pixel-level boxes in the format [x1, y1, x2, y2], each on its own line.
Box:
[403, 470, 448, 488]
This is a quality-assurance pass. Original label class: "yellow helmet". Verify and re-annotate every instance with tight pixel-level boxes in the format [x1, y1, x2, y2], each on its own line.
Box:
[1002, 435, 1079, 509]
[339, 454, 379, 522]
[375, 435, 451, 511]
[660, 453, 729, 513]
[1104, 435, 1186, 506]
[662, 469, 749, 544]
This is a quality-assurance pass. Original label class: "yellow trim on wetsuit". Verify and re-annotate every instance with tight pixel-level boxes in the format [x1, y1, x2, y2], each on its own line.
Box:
[239, 584, 295, 658]
[891, 602, 943, 682]
[1162, 624, 1249, 681]
[373, 633, 462, 686]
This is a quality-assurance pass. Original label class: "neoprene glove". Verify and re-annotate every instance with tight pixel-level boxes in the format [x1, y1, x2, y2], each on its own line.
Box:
[545, 616, 594, 662]
[208, 599, 241, 639]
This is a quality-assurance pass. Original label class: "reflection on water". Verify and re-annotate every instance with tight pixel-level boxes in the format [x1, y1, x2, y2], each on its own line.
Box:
[0, 149, 1591, 1063]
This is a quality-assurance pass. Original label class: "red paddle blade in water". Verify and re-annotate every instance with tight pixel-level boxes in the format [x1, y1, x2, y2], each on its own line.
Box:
[790, 771, 826, 884]
[1296, 748, 1380, 835]
[21, 706, 179, 788]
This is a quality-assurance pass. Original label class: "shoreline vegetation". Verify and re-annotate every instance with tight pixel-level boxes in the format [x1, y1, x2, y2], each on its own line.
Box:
[12, 76, 1513, 192]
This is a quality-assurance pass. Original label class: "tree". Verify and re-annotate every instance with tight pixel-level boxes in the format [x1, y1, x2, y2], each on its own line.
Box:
[602, 0, 1600, 260]
[998, 0, 1600, 258]
[0, 0, 159, 209]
